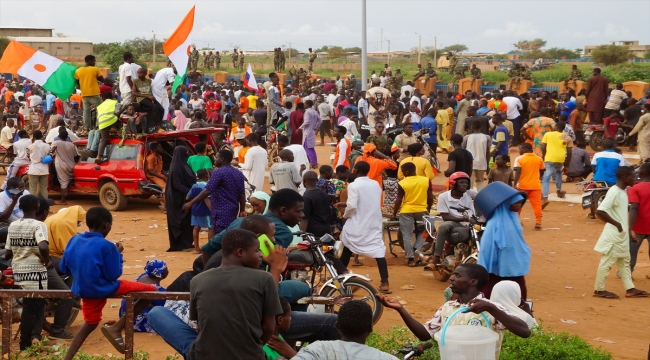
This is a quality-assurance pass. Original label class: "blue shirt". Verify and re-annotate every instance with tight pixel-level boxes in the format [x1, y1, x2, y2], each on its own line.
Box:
[202, 213, 295, 255]
[59, 232, 124, 299]
[492, 125, 510, 156]
[592, 149, 625, 185]
[477, 107, 489, 116]
[188, 182, 210, 217]
[559, 101, 576, 117]
[45, 94, 56, 111]
[419, 115, 438, 144]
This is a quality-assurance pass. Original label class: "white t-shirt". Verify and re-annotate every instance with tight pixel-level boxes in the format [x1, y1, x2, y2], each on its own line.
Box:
[292, 340, 399, 360]
[502, 96, 523, 120]
[118, 62, 141, 94]
[0, 189, 30, 222]
[13, 138, 31, 161]
[366, 86, 390, 126]
[327, 94, 337, 110]
[0, 126, 15, 149]
[437, 189, 478, 224]
[188, 99, 205, 113]
[379, 76, 388, 87]
[28, 95, 42, 108]
[45, 126, 80, 144]
[401, 85, 415, 99]
[463, 133, 491, 171]
[18, 102, 31, 117]
[27, 140, 51, 176]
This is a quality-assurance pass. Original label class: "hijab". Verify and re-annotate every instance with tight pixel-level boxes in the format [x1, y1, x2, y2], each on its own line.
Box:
[250, 191, 270, 214]
[169, 146, 195, 185]
[490, 281, 537, 328]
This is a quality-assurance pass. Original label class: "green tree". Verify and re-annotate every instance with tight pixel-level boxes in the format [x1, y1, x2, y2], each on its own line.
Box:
[325, 46, 346, 59]
[591, 44, 635, 66]
[101, 43, 139, 71]
[523, 50, 549, 59]
[0, 36, 10, 59]
[644, 49, 650, 59]
[441, 44, 468, 53]
[93, 42, 111, 55]
[314, 46, 329, 52]
[124, 37, 164, 57]
[283, 47, 300, 59]
[342, 46, 362, 53]
[544, 47, 580, 59]
[514, 38, 547, 51]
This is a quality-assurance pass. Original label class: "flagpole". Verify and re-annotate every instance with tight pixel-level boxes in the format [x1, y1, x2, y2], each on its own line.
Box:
[361, 0, 367, 91]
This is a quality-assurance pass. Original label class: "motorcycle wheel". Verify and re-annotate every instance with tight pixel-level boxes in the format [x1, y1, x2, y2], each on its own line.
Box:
[591, 191, 607, 217]
[589, 132, 604, 152]
[320, 278, 384, 325]
[433, 267, 451, 282]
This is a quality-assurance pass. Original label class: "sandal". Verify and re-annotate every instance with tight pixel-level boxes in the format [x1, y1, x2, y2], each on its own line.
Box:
[587, 213, 596, 219]
[101, 326, 125, 354]
[352, 261, 364, 266]
[592, 291, 619, 299]
[534, 223, 542, 230]
[405, 259, 416, 267]
[625, 289, 650, 298]
[377, 287, 392, 294]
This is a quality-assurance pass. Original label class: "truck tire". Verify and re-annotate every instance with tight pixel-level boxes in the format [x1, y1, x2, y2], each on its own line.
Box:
[99, 182, 128, 211]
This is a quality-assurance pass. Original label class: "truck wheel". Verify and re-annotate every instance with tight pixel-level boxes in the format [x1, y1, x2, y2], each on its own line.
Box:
[99, 182, 128, 211]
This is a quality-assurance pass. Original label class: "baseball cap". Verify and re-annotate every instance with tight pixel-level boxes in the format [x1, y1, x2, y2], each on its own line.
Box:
[235, 132, 246, 140]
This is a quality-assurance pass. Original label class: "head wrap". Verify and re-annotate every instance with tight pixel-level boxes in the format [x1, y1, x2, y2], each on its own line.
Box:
[144, 259, 168, 278]
[250, 191, 271, 214]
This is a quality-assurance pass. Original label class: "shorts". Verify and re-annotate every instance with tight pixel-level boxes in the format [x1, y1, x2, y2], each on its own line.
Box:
[191, 215, 211, 228]
[81, 280, 156, 325]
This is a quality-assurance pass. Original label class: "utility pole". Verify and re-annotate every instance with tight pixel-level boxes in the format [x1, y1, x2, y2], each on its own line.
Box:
[387, 39, 391, 66]
[361, 0, 368, 90]
[380, 28, 383, 51]
[152, 32, 156, 64]
[289, 42, 291, 64]
[434, 36, 437, 68]
[418, 35, 422, 64]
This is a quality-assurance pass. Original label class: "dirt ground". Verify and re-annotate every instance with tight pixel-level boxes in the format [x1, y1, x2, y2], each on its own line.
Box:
[5, 144, 649, 359]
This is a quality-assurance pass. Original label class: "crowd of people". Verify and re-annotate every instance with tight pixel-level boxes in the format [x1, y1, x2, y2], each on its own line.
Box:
[0, 51, 649, 359]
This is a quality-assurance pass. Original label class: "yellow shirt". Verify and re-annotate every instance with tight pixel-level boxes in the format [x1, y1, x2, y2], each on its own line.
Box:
[541, 131, 573, 163]
[502, 120, 514, 137]
[74, 66, 102, 97]
[398, 175, 430, 213]
[398, 156, 435, 180]
[247, 95, 259, 110]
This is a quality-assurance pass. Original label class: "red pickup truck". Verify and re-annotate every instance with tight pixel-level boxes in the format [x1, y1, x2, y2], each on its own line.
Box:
[16, 128, 225, 211]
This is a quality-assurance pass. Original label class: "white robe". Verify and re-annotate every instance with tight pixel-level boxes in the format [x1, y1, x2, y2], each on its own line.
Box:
[341, 176, 386, 258]
[284, 144, 309, 194]
[152, 68, 176, 120]
[240, 145, 268, 192]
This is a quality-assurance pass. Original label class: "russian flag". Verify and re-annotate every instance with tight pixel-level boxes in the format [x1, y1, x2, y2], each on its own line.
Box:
[244, 63, 258, 91]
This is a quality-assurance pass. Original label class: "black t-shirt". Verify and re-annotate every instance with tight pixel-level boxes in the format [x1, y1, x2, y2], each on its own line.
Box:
[448, 148, 473, 175]
[624, 105, 643, 127]
[464, 115, 490, 135]
[253, 109, 267, 134]
[189, 266, 282, 360]
[302, 188, 333, 237]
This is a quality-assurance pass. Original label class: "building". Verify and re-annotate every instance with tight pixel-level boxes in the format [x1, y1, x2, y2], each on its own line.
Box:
[584, 40, 650, 58]
[11, 37, 93, 60]
[0, 27, 52, 38]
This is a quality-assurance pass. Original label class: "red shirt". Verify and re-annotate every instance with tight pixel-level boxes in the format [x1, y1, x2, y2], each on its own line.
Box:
[54, 98, 64, 115]
[629, 182, 650, 234]
[205, 100, 216, 117]
[99, 84, 112, 99]
[603, 116, 619, 138]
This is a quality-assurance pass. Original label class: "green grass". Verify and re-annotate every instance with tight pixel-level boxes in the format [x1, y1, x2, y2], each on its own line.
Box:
[366, 325, 612, 360]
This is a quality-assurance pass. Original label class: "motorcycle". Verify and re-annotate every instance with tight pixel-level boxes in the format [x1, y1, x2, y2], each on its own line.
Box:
[584, 123, 627, 152]
[284, 231, 384, 324]
[385, 127, 440, 172]
[578, 180, 610, 214]
[424, 205, 485, 282]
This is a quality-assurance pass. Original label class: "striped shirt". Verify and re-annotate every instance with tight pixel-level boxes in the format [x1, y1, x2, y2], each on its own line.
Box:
[605, 89, 628, 110]
[5, 218, 48, 290]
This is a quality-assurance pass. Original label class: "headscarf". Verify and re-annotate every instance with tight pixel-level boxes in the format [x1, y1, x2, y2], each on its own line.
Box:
[169, 146, 195, 183]
[143, 259, 168, 278]
[478, 193, 531, 277]
[490, 281, 537, 328]
[250, 191, 270, 214]
[44, 206, 86, 257]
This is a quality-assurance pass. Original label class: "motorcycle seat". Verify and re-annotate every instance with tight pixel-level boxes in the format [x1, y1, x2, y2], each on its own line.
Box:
[287, 250, 314, 265]
[448, 226, 471, 245]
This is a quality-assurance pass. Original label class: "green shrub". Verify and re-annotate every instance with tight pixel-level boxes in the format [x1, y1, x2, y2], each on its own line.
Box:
[366, 325, 612, 360]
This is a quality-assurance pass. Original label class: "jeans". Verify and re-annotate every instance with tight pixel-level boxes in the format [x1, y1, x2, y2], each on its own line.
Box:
[46, 267, 74, 335]
[510, 116, 522, 145]
[434, 221, 464, 257]
[278, 280, 311, 312]
[281, 311, 340, 342]
[148, 306, 196, 360]
[399, 212, 426, 259]
[87, 129, 100, 152]
[82, 95, 102, 129]
[542, 162, 564, 198]
[29, 174, 48, 199]
[630, 233, 650, 271]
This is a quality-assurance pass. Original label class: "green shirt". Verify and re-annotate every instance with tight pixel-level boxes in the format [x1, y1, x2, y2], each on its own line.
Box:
[263, 334, 284, 360]
[187, 155, 213, 173]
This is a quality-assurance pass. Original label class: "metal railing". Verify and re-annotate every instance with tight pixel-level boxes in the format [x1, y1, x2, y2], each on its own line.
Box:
[0, 290, 189, 359]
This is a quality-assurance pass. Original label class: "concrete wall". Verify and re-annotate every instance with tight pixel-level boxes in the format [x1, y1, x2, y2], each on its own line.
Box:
[20, 41, 93, 60]
[0, 28, 52, 37]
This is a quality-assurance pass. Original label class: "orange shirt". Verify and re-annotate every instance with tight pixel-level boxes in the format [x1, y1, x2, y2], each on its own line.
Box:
[239, 96, 249, 114]
[355, 155, 397, 189]
[488, 100, 508, 112]
[69, 94, 82, 106]
[230, 125, 251, 148]
[4, 91, 15, 104]
[145, 153, 163, 180]
[238, 146, 250, 163]
[513, 152, 545, 190]
[334, 138, 351, 169]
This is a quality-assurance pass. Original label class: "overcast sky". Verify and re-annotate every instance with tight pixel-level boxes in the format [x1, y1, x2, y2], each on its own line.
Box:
[1, 0, 649, 54]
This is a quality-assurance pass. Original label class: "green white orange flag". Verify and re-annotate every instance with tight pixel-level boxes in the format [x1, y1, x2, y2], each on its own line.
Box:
[0, 40, 76, 99]
[163, 5, 195, 92]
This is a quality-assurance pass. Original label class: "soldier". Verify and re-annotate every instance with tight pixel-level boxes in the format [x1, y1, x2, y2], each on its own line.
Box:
[345, 74, 356, 91]
[215, 51, 221, 69]
[273, 48, 279, 71]
[299, 68, 309, 90]
[190, 45, 200, 72]
[206, 51, 214, 70]
[308, 47, 317, 72]
[231, 48, 238, 68]
[394, 68, 404, 89]
[470, 64, 482, 88]
[563, 64, 582, 89]
[279, 48, 286, 72]
[508, 63, 522, 90]
[239, 50, 244, 70]
[412, 64, 425, 83]
[289, 66, 299, 87]
[424, 62, 437, 86]
[521, 66, 532, 81]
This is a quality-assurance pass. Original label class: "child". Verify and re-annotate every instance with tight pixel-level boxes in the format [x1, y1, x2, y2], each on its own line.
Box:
[59, 207, 157, 358]
[593, 166, 649, 299]
[118, 260, 169, 333]
[263, 297, 295, 360]
[187, 142, 213, 174]
[513, 143, 545, 230]
[488, 154, 514, 187]
[119, 104, 147, 142]
[187, 169, 213, 254]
